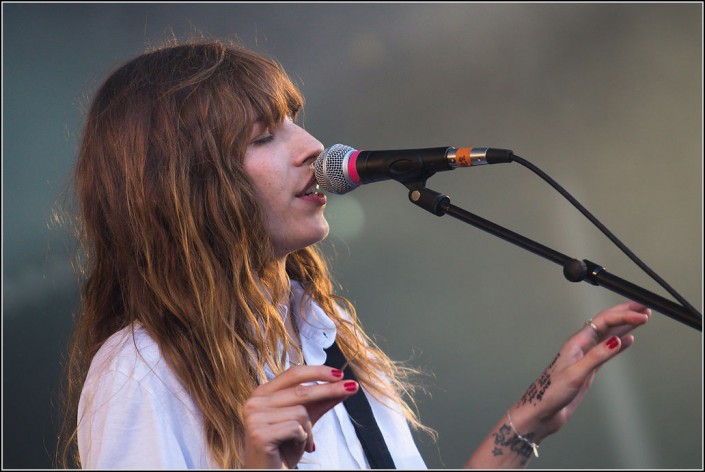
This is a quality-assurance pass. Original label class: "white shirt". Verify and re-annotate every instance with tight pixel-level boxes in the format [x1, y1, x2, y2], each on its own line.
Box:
[77, 281, 426, 469]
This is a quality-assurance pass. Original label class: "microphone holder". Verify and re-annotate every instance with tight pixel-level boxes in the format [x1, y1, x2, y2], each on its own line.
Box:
[405, 184, 702, 332]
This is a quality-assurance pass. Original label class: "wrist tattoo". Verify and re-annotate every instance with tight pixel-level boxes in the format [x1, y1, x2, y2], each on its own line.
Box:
[493, 423, 538, 465]
[517, 353, 559, 407]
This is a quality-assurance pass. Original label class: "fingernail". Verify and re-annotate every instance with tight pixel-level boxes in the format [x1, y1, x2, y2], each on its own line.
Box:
[606, 336, 619, 349]
[344, 381, 358, 392]
[312, 441, 316, 452]
[331, 369, 343, 378]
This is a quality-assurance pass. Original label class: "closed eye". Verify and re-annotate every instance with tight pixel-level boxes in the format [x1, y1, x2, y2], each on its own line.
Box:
[251, 132, 274, 146]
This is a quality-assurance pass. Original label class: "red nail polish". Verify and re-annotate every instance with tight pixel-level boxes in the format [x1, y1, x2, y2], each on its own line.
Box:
[312, 441, 316, 452]
[344, 381, 358, 392]
[606, 336, 619, 349]
[331, 369, 343, 378]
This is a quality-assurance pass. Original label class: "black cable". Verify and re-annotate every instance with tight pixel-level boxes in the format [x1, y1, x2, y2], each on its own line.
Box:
[509, 154, 702, 320]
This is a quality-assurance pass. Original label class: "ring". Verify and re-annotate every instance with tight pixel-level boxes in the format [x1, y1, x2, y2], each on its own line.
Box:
[584, 319, 599, 336]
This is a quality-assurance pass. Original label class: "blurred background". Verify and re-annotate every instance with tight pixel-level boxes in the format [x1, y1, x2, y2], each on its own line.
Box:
[2, 3, 702, 469]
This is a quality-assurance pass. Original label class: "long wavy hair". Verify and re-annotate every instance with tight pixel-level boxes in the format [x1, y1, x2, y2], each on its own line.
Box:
[57, 39, 430, 468]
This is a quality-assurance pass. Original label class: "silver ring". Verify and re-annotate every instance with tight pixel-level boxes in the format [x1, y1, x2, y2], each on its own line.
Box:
[584, 319, 599, 336]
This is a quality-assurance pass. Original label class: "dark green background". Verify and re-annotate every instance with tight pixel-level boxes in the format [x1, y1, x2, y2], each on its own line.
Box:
[3, 3, 702, 469]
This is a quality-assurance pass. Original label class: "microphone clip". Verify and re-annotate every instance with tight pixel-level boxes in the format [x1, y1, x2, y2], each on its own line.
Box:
[407, 186, 450, 217]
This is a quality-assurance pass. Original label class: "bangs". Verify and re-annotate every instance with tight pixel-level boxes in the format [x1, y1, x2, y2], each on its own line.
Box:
[256, 72, 304, 129]
[226, 47, 305, 130]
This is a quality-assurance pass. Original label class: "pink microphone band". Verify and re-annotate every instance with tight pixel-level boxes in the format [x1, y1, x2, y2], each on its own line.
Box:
[347, 150, 362, 186]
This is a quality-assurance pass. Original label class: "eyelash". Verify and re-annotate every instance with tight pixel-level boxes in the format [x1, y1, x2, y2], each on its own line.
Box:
[251, 112, 297, 146]
[252, 133, 274, 146]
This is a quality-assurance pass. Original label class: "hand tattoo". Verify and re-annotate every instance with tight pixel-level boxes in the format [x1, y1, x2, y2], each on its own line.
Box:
[517, 353, 559, 407]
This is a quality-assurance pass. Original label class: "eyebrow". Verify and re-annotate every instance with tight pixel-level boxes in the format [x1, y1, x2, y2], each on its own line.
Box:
[250, 121, 266, 134]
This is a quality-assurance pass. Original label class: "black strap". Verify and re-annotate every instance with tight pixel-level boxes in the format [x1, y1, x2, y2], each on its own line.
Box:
[324, 341, 396, 469]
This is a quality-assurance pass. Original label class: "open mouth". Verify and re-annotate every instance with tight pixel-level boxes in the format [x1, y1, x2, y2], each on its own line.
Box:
[298, 180, 324, 197]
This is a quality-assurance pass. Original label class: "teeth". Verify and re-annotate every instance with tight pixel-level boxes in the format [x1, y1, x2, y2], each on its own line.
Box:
[304, 183, 322, 196]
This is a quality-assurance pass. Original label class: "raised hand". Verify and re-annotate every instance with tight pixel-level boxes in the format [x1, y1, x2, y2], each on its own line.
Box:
[243, 365, 358, 469]
[508, 301, 652, 449]
[467, 301, 651, 468]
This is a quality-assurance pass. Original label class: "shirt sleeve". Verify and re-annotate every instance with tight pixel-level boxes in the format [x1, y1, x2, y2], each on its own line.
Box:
[78, 369, 201, 469]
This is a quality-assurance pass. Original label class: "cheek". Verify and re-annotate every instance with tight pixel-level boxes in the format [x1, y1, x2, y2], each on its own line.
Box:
[246, 170, 290, 229]
[244, 162, 276, 200]
[243, 158, 263, 187]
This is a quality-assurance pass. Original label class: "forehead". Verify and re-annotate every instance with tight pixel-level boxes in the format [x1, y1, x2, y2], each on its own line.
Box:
[250, 121, 266, 132]
[250, 114, 295, 134]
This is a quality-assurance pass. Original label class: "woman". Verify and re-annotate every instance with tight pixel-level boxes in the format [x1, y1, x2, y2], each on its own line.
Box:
[58, 39, 651, 469]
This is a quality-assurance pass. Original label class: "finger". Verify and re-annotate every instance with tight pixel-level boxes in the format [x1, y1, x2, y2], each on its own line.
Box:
[278, 379, 360, 425]
[246, 404, 316, 460]
[306, 380, 359, 424]
[619, 334, 636, 351]
[575, 333, 632, 391]
[270, 420, 309, 446]
[279, 407, 314, 453]
[246, 420, 307, 458]
[569, 335, 627, 383]
[248, 404, 311, 431]
[606, 300, 650, 313]
[253, 365, 345, 396]
[246, 377, 359, 427]
[623, 301, 652, 315]
[280, 428, 309, 469]
[267, 377, 358, 409]
[268, 420, 308, 468]
[591, 306, 650, 340]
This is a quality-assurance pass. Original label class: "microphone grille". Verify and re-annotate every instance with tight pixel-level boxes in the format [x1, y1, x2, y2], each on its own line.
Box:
[313, 144, 357, 194]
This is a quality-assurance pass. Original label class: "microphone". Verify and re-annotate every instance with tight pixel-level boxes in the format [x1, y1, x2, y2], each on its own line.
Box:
[313, 144, 515, 194]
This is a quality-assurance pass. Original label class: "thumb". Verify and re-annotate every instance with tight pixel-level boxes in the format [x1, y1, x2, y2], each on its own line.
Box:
[578, 335, 624, 377]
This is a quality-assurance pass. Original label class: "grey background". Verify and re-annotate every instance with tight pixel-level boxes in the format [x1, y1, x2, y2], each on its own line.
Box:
[2, 2, 702, 469]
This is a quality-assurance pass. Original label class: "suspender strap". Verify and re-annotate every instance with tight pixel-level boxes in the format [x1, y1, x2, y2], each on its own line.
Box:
[324, 341, 396, 469]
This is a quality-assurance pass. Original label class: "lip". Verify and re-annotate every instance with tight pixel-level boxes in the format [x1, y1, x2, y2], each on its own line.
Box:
[294, 174, 327, 206]
[295, 174, 324, 198]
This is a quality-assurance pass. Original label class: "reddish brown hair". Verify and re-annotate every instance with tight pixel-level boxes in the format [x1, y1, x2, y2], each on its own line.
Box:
[58, 39, 428, 468]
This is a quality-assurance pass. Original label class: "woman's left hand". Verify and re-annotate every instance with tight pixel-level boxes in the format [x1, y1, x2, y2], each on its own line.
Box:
[508, 300, 652, 442]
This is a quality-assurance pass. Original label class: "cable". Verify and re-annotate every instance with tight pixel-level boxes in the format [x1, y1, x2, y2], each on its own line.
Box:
[509, 154, 702, 320]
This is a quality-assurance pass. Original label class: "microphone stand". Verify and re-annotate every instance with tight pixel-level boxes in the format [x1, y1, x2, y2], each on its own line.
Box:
[405, 185, 702, 332]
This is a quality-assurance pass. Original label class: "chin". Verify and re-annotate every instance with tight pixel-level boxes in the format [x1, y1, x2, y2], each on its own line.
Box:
[307, 217, 330, 244]
[304, 225, 330, 248]
[279, 226, 330, 256]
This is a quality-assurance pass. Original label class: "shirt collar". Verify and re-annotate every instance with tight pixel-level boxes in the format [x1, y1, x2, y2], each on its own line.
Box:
[264, 280, 337, 380]
[289, 280, 337, 366]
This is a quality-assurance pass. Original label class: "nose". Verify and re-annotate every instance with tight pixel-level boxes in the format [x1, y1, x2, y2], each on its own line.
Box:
[293, 124, 325, 167]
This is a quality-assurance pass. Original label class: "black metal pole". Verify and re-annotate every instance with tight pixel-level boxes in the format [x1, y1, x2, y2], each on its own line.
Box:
[408, 187, 702, 332]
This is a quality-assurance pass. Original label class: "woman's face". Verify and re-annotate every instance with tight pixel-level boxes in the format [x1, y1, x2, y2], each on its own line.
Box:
[244, 117, 328, 257]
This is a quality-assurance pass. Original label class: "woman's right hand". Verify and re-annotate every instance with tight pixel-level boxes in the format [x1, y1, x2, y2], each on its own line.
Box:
[242, 365, 358, 469]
